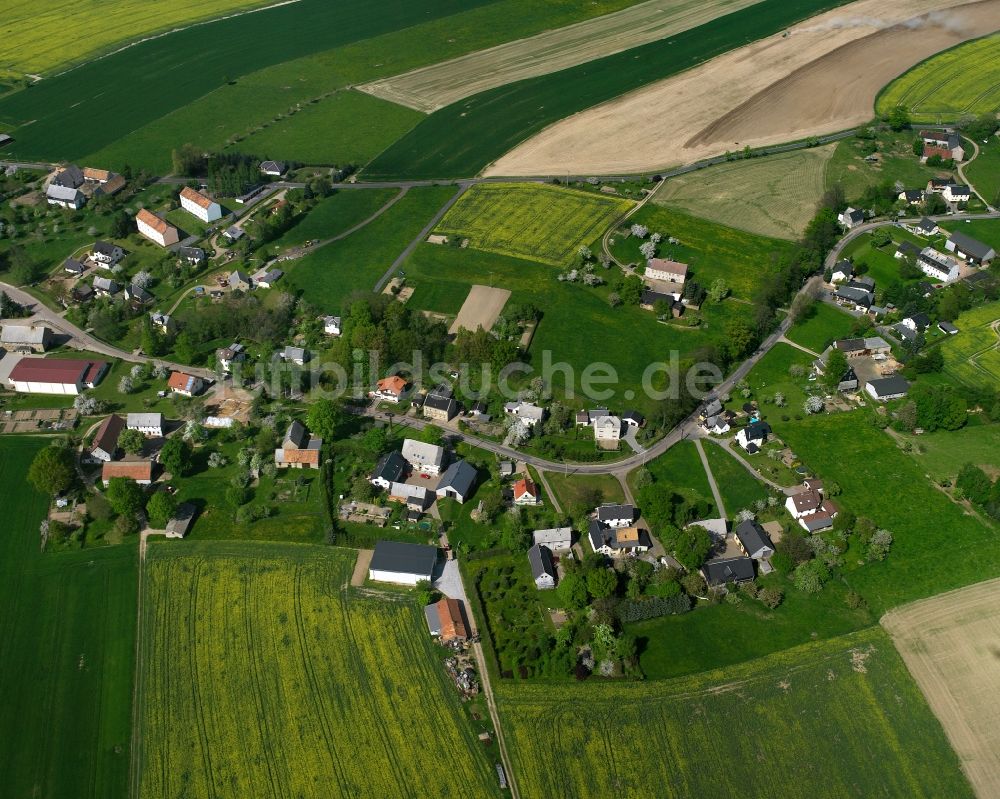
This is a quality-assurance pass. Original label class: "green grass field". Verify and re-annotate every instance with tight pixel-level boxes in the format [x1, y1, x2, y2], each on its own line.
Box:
[702, 440, 769, 512]
[786, 302, 856, 353]
[137, 542, 500, 798]
[965, 137, 1000, 208]
[545, 472, 625, 513]
[365, 0, 847, 179]
[741, 342, 817, 411]
[896, 422, 1000, 482]
[654, 145, 836, 240]
[285, 185, 457, 313]
[630, 440, 715, 512]
[876, 34, 1000, 122]
[839, 228, 931, 291]
[781, 412, 1000, 613]
[824, 129, 947, 200]
[610, 205, 796, 300]
[0, 437, 136, 798]
[436, 183, 631, 266]
[940, 300, 1000, 390]
[499, 626, 973, 799]
[266, 187, 399, 251]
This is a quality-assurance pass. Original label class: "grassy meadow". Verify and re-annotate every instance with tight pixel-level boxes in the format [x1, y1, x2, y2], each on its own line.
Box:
[896, 422, 1000, 483]
[701, 440, 769, 512]
[939, 300, 1000, 390]
[266, 187, 399, 251]
[965, 137, 1000, 208]
[740, 341, 817, 411]
[137, 543, 500, 798]
[435, 183, 631, 266]
[824, 129, 948, 200]
[654, 145, 836, 240]
[786, 301, 856, 353]
[876, 34, 1000, 122]
[0, 437, 136, 798]
[630, 439, 715, 511]
[499, 627, 973, 799]
[544, 471, 625, 513]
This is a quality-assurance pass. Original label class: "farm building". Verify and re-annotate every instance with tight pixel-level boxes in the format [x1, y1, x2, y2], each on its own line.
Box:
[368, 540, 438, 585]
[919, 130, 964, 162]
[424, 597, 469, 643]
[126, 412, 163, 437]
[401, 438, 445, 475]
[179, 186, 222, 223]
[1, 324, 52, 353]
[865, 375, 910, 402]
[136, 209, 180, 247]
[7, 358, 107, 394]
[532, 527, 573, 551]
[165, 502, 197, 539]
[274, 420, 322, 469]
[167, 371, 204, 397]
[644, 258, 688, 283]
[946, 231, 995, 265]
[260, 160, 287, 176]
[88, 414, 125, 462]
[101, 460, 153, 486]
[435, 460, 478, 504]
[917, 248, 960, 283]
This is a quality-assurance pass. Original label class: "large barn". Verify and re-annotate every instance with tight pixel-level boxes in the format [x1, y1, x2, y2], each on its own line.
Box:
[7, 358, 107, 395]
[368, 540, 438, 586]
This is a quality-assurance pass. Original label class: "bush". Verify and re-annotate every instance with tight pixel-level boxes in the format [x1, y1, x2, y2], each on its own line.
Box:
[845, 591, 867, 610]
[614, 593, 691, 623]
[759, 587, 783, 609]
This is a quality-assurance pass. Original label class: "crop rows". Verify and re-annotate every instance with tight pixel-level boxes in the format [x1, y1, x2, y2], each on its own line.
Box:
[940, 301, 1000, 389]
[137, 543, 498, 798]
[435, 183, 630, 266]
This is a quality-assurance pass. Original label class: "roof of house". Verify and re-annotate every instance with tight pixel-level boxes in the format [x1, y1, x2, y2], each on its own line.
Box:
[46, 183, 82, 202]
[228, 270, 251, 286]
[800, 513, 834, 533]
[789, 489, 823, 514]
[703, 399, 723, 417]
[742, 420, 772, 441]
[83, 166, 111, 182]
[900, 189, 923, 201]
[641, 289, 674, 306]
[167, 371, 200, 392]
[126, 412, 163, 429]
[101, 460, 153, 481]
[948, 184, 971, 194]
[128, 284, 153, 303]
[843, 208, 864, 222]
[51, 164, 84, 187]
[9, 358, 105, 385]
[372, 451, 408, 484]
[702, 556, 755, 585]
[91, 413, 125, 454]
[596, 503, 634, 523]
[834, 285, 872, 305]
[179, 186, 215, 210]
[593, 414, 621, 431]
[513, 478, 538, 499]
[938, 321, 959, 333]
[93, 276, 118, 293]
[907, 312, 932, 329]
[504, 401, 545, 421]
[401, 438, 445, 469]
[426, 597, 468, 640]
[832, 259, 853, 275]
[1, 324, 49, 345]
[896, 241, 921, 257]
[948, 231, 994, 259]
[93, 240, 120, 257]
[376, 375, 408, 395]
[284, 420, 309, 449]
[588, 519, 651, 550]
[165, 502, 197, 536]
[283, 345, 307, 362]
[533, 527, 572, 546]
[437, 459, 477, 498]
[260, 160, 287, 174]
[918, 217, 938, 232]
[137, 208, 173, 235]
[63, 257, 85, 273]
[528, 543, 556, 581]
[867, 375, 910, 397]
[424, 393, 457, 413]
[622, 410, 645, 425]
[735, 519, 773, 555]
[370, 540, 437, 576]
[647, 257, 688, 276]
[178, 246, 205, 260]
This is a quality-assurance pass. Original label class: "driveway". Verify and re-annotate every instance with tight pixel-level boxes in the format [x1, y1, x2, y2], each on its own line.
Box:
[433, 558, 467, 603]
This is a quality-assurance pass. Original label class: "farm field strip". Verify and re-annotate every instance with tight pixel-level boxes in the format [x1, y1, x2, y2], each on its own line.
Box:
[485, 0, 998, 178]
[883, 578, 1000, 799]
[358, 0, 763, 113]
[497, 627, 974, 799]
[653, 144, 836, 240]
[876, 32, 1000, 121]
[940, 301, 1000, 388]
[435, 183, 631, 266]
[137, 543, 500, 798]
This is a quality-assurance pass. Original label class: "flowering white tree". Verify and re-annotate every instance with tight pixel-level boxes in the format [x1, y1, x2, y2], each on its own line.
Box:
[503, 416, 530, 448]
[132, 270, 153, 289]
[639, 241, 657, 260]
[650, 232, 662, 245]
[118, 376, 134, 394]
[736, 508, 756, 522]
[183, 420, 207, 442]
[629, 223, 648, 238]
[773, 392, 786, 407]
[208, 451, 228, 468]
[803, 396, 824, 415]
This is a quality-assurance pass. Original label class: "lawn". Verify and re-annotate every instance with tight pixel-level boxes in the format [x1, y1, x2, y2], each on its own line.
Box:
[0, 437, 136, 798]
[653, 144, 837, 240]
[544, 471, 624, 514]
[939, 300, 1000, 390]
[285, 185, 458, 313]
[965, 136, 1000, 208]
[701, 440, 770, 513]
[876, 33, 1000, 122]
[781, 412, 1000, 613]
[435, 182, 631, 267]
[609, 205, 796, 300]
[137, 542, 501, 798]
[401, 242, 755, 414]
[786, 300, 857, 353]
[740, 341, 817, 411]
[839, 228, 930, 291]
[824, 129, 950, 200]
[629, 440, 715, 512]
[956, 218, 1000, 253]
[498, 626, 973, 799]
[365, 0, 847, 179]
[896, 422, 1000, 482]
[266, 187, 399, 251]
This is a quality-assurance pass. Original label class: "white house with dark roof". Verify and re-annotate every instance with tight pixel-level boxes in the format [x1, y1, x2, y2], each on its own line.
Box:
[435, 460, 478, 504]
[368, 540, 437, 585]
[736, 421, 771, 454]
[587, 519, 651, 557]
[917, 247, 959, 283]
[596, 504, 634, 528]
[126, 412, 163, 437]
[734, 519, 774, 560]
[370, 451, 408, 490]
[830, 260, 854, 283]
[503, 401, 545, 427]
[943, 184, 971, 204]
[865, 375, 910, 402]
[92, 241, 124, 268]
[260, 160, 287, 176]
[46, 183, 84, 209]
[838, 207, 864, 229]
[528, 543, 557, 589]
[702, 556, 755, 587]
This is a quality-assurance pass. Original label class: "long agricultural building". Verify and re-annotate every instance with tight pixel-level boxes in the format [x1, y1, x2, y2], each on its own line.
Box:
[7, 357, 107, 394]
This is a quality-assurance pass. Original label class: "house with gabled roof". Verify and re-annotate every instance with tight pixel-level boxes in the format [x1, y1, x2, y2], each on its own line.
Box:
[371, 375, 408, 403]
[88, 414, 125, 462]
[63, 257, 86, 276]
[167, 371, 204, 397]
[370, 451, 408, 490]
[1, 323, 52, 353]
[645, 258, 688, 284]
[102, 459, 153, 486]
[368, 540, 437, 585]
[274, 420, 322, 469]
[179, 186, 222, 223]
[838, 207, 864, 229]
[946, 231, 995, 265]
[528, 543, 557, 589]
[702, 556, 755, 587]
[735, 519, 774, 560]
[126, 412, 163, 437]
[424, 597, 469, 642]
[401, 438, 445, 475]
[830, 260, 854, 283]
[736, 421, 771, 454]
[587, 519, 651, 557]
[504, 400, 545, 427]
[46, 183, 84, 209]
[260, 160, 287, 177]
[436, 460, 478, 504]
[513, 478, 540, 506]
[532, 527, 573, 551]
[423, 385, 458, 422]
[865, 375, 910, 402]
[596, 504, 634, 528]
[136, 209, 179, 248]
[593, 415, 622, 443]
[92, 240, 125, 268]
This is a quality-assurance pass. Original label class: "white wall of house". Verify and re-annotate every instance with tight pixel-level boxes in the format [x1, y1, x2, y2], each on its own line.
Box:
[368, 569, 428, 586]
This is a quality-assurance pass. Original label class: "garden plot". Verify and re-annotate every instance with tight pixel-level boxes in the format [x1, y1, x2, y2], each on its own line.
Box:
[449, 285, 511, 334]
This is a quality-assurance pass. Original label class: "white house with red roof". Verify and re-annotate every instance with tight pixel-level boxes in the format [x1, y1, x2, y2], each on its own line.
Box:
[179, 186, 222, 223]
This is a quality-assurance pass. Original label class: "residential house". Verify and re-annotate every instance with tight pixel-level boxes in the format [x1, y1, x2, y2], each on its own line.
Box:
[920, 130, 964, 162]
[371, 375, 409, 403]
[165, 502, 197, 539]
[223, 225, 244, 242]
[513, 478, 540, 506]
[622, 411, 644, 428]
[467, 401, 491, 421]
[894, 241, 921, 261]
[274, 420, 322, 469]
[8, 358, 107, 394]
[701, 398, 723, 420]
[838, 207, 864, 229]
[92, 276, 119, 297]
[46, 183, 84, 209]
[281, 345, 309, 366]
[943, 184, 971, 204]
[917, 247, 960, 283]
[702, 556, 755, 587]
[252, 267, 283, 288]
[424, 597, 469, 643]
[136, 209, 179, 248]
[71, 283, 94, 304]
[596, 504, 634, 528]
[1, 323, 52, 353]
[260, 160, 287, 177]
[901, 313, 932, 333]
[736, 421, 771, 454]
[898, 189, 924, 204]
[167, 371, 204, 397]
[916, 217, 939, 236]
[370, 451, 408, 490]
[833, 284, 873, 310]
[178, 246, 205, 265]
[50, 165, 84, 189]
[499, 461, 516, 478]
[88, 414, 125, 462]
[532, 527, 573, 551]
[504, 401, 546, 427]
[946, 231, 995, 265]
[435, 460, 478, 504]
[401, 438, 445, 475]
[150, 312, 175, 334]
[587, 519, 651, 557]
[640, 289, 681, 311]
[830, 260, 854, 283]
[576, 408, 610, 426]
[179, 186, 222, 223]
[92, 241, 125, 268]
[702, 413, 731, 435]
[228, 270, 252, 292]
[645, 258, 688, 283]
[101, 460, 153, 486]
[784, 489, 824, 519]
[63, 257, 86, 276]
[423, 385, 457, 422]
[865, 375, 910, 402]
[126, 283, 154, 308]
[216, 342, 245, 373]
[368, 540, 437, 585]
[734, 519, 775, 560]
[126, 412, 163, 437]
[388, 482, 431, 510]
[593, 415, 622, 443]
[528, 544, 557, 589]
[323, 316, 342, 336]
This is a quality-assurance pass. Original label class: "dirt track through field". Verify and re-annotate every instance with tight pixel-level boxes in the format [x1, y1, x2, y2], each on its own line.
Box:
[486, 0, 1000, 176]
[883, 578, 1000, 799]
[449, 284, 511, 334]
[356, 0, 763, 113]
